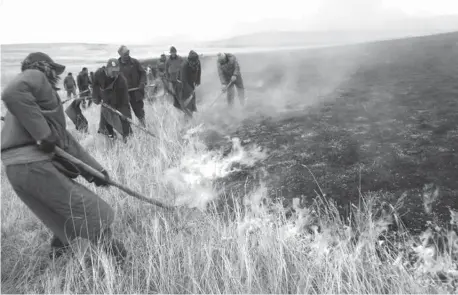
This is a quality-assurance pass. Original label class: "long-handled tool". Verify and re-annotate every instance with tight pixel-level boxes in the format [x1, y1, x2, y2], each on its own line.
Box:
[101, 102, 157, 138]
[207, 81, 234, 109]
[0, 116, 173, 209]
[161, 77, 193, 117]
[53, 146, 173, 209]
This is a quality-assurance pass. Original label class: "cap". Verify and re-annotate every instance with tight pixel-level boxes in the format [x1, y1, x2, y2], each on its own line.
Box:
[118, 45, 130, 56]
[24, 52, 65, 75]
[106, 58, 120, 69]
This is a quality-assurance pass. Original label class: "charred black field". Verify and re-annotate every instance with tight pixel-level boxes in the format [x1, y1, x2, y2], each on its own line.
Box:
[198, 32, 458, 234]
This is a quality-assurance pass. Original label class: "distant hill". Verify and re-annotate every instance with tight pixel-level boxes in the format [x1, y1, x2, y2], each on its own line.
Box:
[204, 15, 458, 48]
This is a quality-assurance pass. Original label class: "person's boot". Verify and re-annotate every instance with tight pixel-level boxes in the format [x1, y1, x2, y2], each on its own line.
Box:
[49, 236, 71, 260]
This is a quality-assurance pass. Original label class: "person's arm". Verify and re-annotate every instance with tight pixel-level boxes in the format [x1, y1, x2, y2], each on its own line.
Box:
[63, 77, 68, 90]
[77, 74, 82, 90]
[217, 62, 225, 84]
[232, 57, 241, 77]
[196, 63, 201, 86]
[134, 59, 147, 87]
[1, 70, 53, 141]
[180, 62, 188, 86]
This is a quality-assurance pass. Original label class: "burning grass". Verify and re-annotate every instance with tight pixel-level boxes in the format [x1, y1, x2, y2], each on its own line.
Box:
[1, 97, 457, 294]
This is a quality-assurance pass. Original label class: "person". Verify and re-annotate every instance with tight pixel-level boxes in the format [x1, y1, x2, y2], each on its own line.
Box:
[77, 67, 92, 108]
[92, 59, 133, 143]
[176, 50, 201, 118]
[63, 72, 77, 99]
[117, 45, 147, 127]
[156, 53, 167, 77]
[164, 46, 184, 103]
[150, 54, 167, 99]
[0, 52, 127, 265]
[217, 52, 246, 107]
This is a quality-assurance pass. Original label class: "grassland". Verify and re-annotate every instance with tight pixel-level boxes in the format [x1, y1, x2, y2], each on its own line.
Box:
[1, 32, 458, 293]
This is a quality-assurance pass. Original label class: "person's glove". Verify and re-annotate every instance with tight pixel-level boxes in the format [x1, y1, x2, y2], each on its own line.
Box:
[37, 133, 58, 153]
[231, 75, 237, 82]
[92, 169, 110, 187]
[139, 82, 146, 90]
[221, 84, 227, 92]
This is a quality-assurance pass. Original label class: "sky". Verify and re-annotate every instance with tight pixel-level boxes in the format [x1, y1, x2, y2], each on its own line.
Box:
[1, 0, 458, 44]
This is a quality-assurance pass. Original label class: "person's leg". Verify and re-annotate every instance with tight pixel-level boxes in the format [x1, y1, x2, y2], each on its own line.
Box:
[129, 94, 146, 127]
[226, 84, 235, 107]
[5, 161, 117, 257]
[67, 90, 71, 99]
[235, 76, 246, 106]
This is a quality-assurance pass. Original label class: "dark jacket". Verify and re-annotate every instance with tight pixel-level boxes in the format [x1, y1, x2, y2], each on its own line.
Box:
[118, 56, 147, 101]
[92, 68, 131, 115]
[217, 53, 241, 84]
[165, 55, 183, 81]
[1, 69, 104, 173]
[157, 58, 166, 76]
[177, 59, 201, 112]
[63, 75, 76, 90]
[77, 71, 91, 90]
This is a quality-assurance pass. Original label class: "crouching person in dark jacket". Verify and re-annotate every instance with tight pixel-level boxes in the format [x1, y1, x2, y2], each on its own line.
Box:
[0, 52, 127, 265]
[176, 50, 201, 118]
[92, 58, 133, 143]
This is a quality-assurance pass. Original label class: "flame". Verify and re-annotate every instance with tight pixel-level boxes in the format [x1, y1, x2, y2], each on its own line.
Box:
[164, 127, 267, 211]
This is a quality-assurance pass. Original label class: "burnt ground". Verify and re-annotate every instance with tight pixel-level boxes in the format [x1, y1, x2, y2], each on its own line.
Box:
[197, 32, 458, 234]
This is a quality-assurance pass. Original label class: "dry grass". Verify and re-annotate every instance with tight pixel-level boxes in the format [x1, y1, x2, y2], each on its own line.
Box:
[1, 96, 457, 294]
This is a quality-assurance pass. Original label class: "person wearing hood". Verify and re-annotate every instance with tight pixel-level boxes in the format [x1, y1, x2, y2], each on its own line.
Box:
[217, 52, 246, 107]
[77, 67, 92, 108]
[92, 59, 133, 143]
[176, 50, 201, 117]
[0, 52, 127, 265]
[117, 45, 147, 127]
[63, 72, 77, 98]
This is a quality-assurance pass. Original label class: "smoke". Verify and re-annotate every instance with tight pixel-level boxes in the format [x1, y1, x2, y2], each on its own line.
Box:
[194, 44, 366, 135]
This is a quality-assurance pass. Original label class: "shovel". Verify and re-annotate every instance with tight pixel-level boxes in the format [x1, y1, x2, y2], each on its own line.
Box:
[65, 98, 89, 132]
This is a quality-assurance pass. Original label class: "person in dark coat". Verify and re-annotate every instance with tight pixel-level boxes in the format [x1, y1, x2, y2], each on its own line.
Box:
[175, 50, 201, 117]
[92, 59, 133, 143]
[118, 45, 147, 127]
[63, 72, 77, 98]
[0, 52, 127, 264]
[77, 67, 92, 108]
[217, 52, 246, 107]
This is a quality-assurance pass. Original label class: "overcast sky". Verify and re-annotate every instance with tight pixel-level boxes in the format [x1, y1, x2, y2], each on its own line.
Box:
[1, 0, 458, 44]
